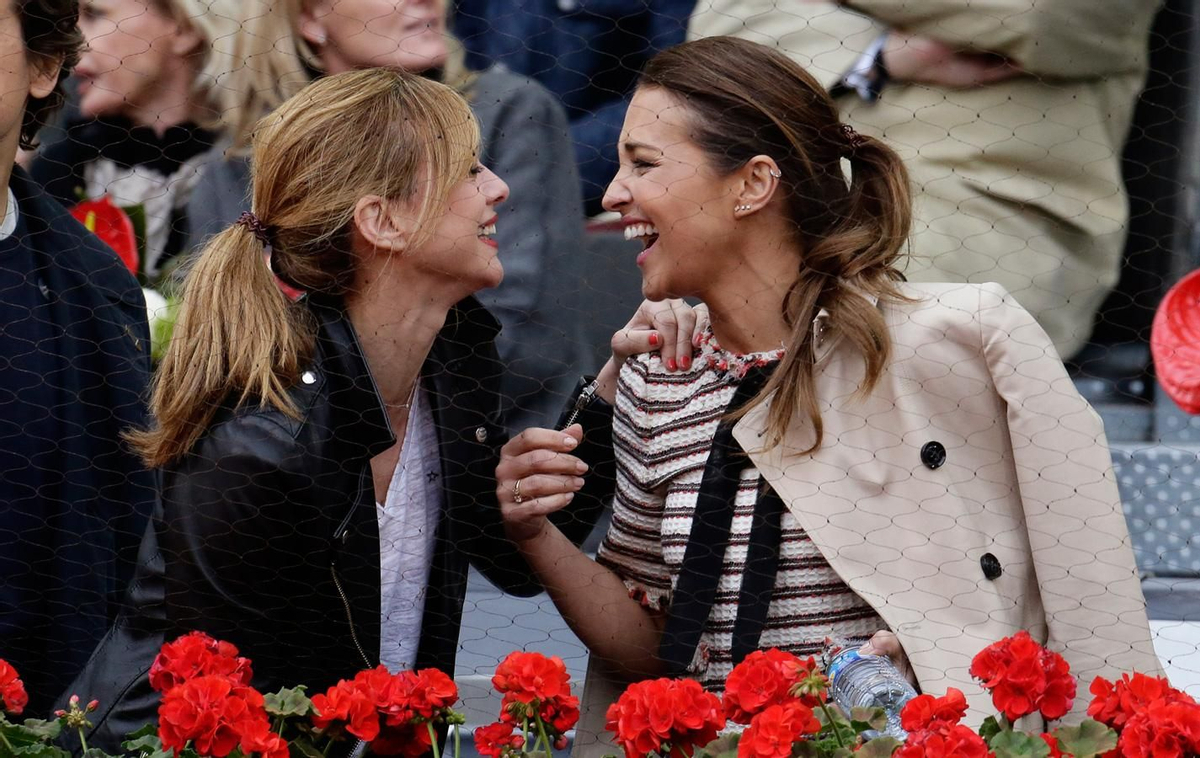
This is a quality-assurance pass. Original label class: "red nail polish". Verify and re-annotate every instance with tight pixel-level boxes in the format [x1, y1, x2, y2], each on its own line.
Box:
[666, 358, 677, 371]
[649, 332, 659, 346]
[681, 355, 691, 369]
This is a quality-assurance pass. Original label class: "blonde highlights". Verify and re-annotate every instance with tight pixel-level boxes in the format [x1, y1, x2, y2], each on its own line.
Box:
[131, 68, 480, 467]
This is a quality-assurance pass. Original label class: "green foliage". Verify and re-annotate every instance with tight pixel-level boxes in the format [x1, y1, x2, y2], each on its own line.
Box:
[264, 687, 313, 720]
[1053, 719, 1118, 758]
[988, 729, 1052, 758]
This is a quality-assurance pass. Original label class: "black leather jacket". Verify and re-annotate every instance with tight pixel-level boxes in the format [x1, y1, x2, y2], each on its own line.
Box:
[68, 295, 614, 750]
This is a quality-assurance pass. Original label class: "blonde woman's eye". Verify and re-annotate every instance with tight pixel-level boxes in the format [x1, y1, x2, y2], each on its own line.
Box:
[469, 165, 485, 177]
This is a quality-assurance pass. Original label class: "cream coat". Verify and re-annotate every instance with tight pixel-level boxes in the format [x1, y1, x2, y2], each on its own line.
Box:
[572, 282, 1159, 756]
[687, 1, 1159, 358]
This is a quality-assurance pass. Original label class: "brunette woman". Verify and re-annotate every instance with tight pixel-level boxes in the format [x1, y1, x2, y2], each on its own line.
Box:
[498, 36, 1161, 742]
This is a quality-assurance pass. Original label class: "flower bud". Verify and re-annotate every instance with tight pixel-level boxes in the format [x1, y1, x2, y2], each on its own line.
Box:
[68, 694, 80, 707]
[86, 700, 99, 712]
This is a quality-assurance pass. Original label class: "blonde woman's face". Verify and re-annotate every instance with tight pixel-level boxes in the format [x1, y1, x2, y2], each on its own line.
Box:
[75, 0, 194, 119]
[408, 163, 509, 295]
[300, 0, 449, 75]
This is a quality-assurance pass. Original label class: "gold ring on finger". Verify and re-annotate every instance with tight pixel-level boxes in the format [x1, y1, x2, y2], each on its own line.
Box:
[512, 478, 524, 504]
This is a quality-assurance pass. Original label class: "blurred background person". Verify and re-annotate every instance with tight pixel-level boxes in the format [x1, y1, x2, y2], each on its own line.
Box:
[30, 0, 238, 283]
[451, 0, 696, 217]
[690, 0, 1160, 360]
[189, 0, 587, 435]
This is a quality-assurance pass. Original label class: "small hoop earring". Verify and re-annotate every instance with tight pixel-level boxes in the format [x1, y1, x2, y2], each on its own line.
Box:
[769, 169, 782, 179]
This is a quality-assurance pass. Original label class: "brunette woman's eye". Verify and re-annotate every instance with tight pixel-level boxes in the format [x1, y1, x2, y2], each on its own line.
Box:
[632, 159, 657, 173]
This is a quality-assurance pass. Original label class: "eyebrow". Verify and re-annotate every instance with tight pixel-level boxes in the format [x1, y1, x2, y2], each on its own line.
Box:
[621, 140, 661, 154]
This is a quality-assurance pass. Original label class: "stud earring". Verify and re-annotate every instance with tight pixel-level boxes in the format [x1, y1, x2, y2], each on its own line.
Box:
[735, 204, 751, 212]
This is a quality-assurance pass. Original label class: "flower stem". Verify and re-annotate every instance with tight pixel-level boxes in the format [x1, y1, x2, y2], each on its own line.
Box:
[453, 722, 461, 758]
[0, 730, 15, 751]
[78, 727, 90, 754]
[534, 714, 553, 756]
[818, 702, 847, 749]
[428, 723, 441, 758]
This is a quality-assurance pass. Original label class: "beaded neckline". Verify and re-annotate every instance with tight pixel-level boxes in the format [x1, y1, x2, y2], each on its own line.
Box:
[696, 326, 785, 382]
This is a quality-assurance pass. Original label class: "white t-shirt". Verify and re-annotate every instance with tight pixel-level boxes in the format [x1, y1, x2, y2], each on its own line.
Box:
[1, 187, 19, 240]
[377, 386, 442, 673]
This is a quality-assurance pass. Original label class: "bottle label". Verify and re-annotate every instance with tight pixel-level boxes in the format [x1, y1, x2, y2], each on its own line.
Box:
[826, 649, 865, 684]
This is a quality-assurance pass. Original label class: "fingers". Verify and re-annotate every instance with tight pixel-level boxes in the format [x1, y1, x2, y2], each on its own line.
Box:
[503, 491, 577, 523]
[663, 300, 696, 372]
[611, 325, 660, 366]
[501, 425, 583, 459]
[861, 630, 917, 686]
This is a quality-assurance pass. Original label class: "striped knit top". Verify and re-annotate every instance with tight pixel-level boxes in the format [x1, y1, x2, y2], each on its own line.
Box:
[596, 328, 887, 691]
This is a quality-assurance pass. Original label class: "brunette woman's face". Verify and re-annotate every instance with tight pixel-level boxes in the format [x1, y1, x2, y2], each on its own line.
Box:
[602, 87, 743, 301]
[300, 0, 448, 75]
[75, 0, 192, 119]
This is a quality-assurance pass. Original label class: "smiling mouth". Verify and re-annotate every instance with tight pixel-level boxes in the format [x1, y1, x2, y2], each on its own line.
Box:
[624, 222, 660, 250]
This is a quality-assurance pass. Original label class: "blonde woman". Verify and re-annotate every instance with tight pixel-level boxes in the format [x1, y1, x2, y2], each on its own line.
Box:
[66, 66, 696, 752]
[187, 0, 588, 435]
[30, 0, 241, 280]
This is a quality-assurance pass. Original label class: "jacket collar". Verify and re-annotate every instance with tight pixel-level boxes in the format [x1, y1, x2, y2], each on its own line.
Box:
[811, 289, 880, 365]
[299, 294, 502, 462]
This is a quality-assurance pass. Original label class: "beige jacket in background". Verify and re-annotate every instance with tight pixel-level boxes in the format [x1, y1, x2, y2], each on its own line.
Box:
[688, 0, 1160, 358]
[572, 283, 1160, 756]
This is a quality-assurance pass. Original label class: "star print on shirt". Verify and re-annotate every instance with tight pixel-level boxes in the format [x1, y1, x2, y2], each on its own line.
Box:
[426, 471, 439, 484]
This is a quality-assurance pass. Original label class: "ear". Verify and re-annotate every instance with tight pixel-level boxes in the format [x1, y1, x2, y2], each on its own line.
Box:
[353, 195, 412, 255]
[27, 53, 62, 101]
[732, 155, 783, 217]
[297, 0, 333, 48]
[168, 19, 204, 58]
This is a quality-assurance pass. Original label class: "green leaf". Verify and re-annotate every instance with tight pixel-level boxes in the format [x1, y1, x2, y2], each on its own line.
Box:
[856, 736, 902, 758]
[123, 724, 158, 741]
[264, 686, 313, 719]
[120, 733, 173, 758]
[1054, 719, 1118, 758]
[849, 706, 888, 732]
[0, 719, 62, 748]
[979, 716, 1003, 743]
[989, 730, 1051, 758]
[9, 743, 70, 758]
[694, 733, 740, 758]
[288, 737, 325, 758]
[82, 748, 122, 758]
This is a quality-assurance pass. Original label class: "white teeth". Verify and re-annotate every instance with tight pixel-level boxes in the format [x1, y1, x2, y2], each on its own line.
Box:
[478, 224, 496, 237]
[623, 223, 659, 241]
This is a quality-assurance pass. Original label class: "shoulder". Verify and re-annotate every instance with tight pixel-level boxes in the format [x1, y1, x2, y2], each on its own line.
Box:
[469, 66, 569, 128]
[177, 405, 310, 487]
[884, 281, 999, 350]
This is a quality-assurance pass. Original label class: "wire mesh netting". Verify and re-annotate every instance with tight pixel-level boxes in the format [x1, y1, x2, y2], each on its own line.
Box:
[3, 0, 1200, 755]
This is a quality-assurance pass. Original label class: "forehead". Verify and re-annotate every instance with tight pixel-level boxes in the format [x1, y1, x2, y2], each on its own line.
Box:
[621, 87, 697, 150]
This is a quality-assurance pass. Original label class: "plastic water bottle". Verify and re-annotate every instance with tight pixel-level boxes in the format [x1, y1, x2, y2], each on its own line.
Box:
[825, 643, 918, 740]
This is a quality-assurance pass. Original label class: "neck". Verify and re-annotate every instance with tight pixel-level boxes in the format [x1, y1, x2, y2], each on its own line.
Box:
[127, 63, 208, 136]
[698, 235, 797, 355]
[343, 263, 462, 415]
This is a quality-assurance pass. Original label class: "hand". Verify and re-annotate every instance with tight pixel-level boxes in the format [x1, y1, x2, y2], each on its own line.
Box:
[861, 630, 918, 688]
[611, 299, 710, 373]
[883, 32, 1021, 88]
[496, 425, 589, 544]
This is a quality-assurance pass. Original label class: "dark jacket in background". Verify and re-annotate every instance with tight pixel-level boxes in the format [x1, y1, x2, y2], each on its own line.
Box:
[67, 295, 614, 752]
[452, 0, 696, 214]
[187, 67, 588, 436]
[0, 166, 155, 715]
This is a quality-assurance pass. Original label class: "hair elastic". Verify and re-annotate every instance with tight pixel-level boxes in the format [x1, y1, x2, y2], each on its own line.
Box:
[236, 211, 272, 250]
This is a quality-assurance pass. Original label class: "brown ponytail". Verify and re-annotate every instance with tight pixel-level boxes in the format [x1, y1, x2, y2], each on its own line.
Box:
[639, 36, 913, 453]
[129, 68, 481, 467]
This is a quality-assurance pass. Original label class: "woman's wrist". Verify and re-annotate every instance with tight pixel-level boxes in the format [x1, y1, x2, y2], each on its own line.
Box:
[595, 357, 621, 405]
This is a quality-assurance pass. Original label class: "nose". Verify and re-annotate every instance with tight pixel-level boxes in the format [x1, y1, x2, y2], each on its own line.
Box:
[602, 170, 631, 214]
[481, 166, 509, 206]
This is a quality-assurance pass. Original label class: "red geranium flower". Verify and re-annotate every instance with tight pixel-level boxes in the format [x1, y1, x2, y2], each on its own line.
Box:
[0, 659, 28, 715]
[158, 675, 266, 758]
[239, 718, 290, 758]
[474, 722, 525, 758]
[737, 703, 820, 758]
[900, 688, 969, 732]
[968, 631, 1076, 722]
[373, 720, 435, 757]
[894, 723, 990, 758]
[392, 668, 458, 720]
[1088, 672, 1193, 731]
[149, 632, 253, 694]
[605, 678, 725, 758]
[1040, 733, 1064, 758]
[312, 679, 380, 741]
[1119, 700, 1200, 758]
[502, 691, 580, 734]
[724, 650, 814, 724]
[492, 651, 572, 705]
